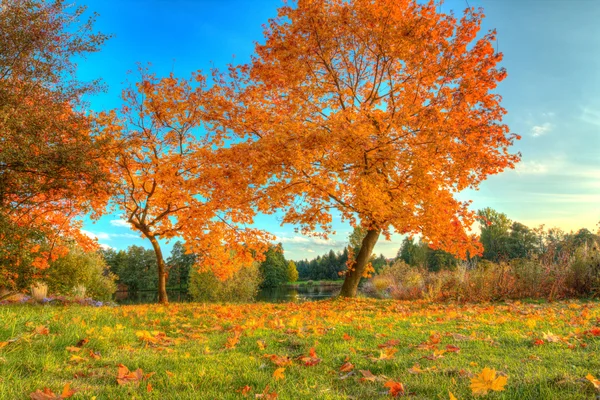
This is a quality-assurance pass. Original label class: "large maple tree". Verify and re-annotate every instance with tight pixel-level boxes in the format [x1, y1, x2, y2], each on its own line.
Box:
[210, 0, 520, 296]
[99, 69, 270, 304]
[0, 0, 111, 291]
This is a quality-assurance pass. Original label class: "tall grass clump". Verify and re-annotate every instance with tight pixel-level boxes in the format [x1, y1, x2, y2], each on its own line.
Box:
[365, 242, 600, 302]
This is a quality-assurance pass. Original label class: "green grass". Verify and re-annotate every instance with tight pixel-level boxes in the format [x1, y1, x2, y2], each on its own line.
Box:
[1, 299, 599, 399]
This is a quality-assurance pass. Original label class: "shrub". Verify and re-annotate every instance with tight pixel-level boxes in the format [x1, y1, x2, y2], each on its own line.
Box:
[45, 246, 117, 301]
[368, 243, 600, 302]
[189, 262, 262, 302]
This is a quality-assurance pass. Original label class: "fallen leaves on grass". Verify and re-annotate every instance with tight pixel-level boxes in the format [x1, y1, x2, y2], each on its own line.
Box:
[297, 347, 321, 366]
[255, 384, 278, 399]
[264, 354, 293, 367]
[29, 383, 74, 399]
[116, 364, 155, 386]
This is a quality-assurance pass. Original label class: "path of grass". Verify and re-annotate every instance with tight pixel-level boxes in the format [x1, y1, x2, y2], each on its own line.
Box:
[1, 299, 599, 399]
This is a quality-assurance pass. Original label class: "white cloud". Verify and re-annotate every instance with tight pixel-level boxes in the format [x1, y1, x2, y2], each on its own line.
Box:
[275, 235, 343, 247]
[581, 107, 600, 127]
[99, 243, 113, 250]
[514, 160, 549, 174]
[531, 122, 553, 137]
[81, 230, 111, 241]
[81, 230, 140, 241]
[110, 219, 131, 228]
[112, 233, 140, 239]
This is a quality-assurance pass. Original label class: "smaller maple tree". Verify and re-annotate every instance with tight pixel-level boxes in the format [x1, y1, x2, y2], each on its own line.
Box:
[98, 68, 270, 304]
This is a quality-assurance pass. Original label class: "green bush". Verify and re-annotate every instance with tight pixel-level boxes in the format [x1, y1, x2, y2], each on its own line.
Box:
[188, 262, 262, 302]
[45, 246, 117, 301]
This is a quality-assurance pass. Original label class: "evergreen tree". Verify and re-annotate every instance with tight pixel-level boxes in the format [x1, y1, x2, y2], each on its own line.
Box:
[259, 244, 289, 287]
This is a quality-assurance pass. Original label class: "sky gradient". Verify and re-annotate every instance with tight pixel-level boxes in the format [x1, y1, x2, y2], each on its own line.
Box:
[78, 0, 600, 261]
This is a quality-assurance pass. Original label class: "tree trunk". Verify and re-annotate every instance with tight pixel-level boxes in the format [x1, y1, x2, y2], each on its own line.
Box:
[148, 236, 169, 304]
[339, 228, 381, 297]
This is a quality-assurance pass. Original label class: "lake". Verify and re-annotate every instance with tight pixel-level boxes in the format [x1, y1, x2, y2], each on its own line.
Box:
[113, 284, 342, 305]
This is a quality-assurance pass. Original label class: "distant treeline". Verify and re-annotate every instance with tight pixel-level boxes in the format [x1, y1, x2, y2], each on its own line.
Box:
[101, 207, 600, 293]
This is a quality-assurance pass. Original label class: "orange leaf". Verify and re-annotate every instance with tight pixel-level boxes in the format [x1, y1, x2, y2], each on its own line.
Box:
[339, 362, 354, 372]
[273, 368, 285, 380]
[586, 374, 600, 390]
[359, 370, 377, 382]
[384, 380, 405, 397]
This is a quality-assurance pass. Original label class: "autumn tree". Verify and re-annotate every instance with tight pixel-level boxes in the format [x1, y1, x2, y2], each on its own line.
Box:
[0, 0, 110, 292]
[98, 69, 270, 304]
[210, 0, 520, 297]
[287, 261, 299, 283]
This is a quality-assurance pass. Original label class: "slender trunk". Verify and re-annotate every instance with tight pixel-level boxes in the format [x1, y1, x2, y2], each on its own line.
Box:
[339, 229, 381, 297]
[148, 235, 168, 304]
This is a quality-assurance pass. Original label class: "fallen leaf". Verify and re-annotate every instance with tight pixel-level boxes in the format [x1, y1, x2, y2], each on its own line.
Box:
[359, 370, 377, 382]
[470, 367, 508, 395]
[384, 380, 405, 397]
[339, 362, 354, 372]
[445, 345, 460, 353]
[273, 368, 285, 380]
[586, 374, 600, 390]
[35, 326, 49, 336]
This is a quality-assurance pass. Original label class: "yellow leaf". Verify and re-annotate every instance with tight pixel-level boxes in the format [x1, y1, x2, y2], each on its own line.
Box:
[470, 367, 508, 395]
[586, 374, 600, 390]
[449, 391, 458, 400]
[273, 367, 285, 380]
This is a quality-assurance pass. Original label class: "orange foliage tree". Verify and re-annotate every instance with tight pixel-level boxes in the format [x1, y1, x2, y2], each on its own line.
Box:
[209, 0, 520, 297]
[0, 0, 111, 292]
[98, 69, 270, 304]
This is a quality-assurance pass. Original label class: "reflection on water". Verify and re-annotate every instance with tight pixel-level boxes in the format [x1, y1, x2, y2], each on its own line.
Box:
[115, 290, 192, 305]
[114, 285, 341, 305]
[256, 285, 340, 302]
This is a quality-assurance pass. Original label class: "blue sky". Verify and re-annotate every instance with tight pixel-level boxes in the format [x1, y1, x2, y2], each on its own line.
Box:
[78, 0, 600, 261]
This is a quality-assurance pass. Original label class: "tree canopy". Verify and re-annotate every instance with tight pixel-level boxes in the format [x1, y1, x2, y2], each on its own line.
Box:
[0, 0, 110, 289]
[210, 0, 520, 296]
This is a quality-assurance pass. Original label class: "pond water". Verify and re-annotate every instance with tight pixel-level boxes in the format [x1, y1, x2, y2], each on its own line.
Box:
[255, 284, 341, 303]
[114, 284, 342, 305]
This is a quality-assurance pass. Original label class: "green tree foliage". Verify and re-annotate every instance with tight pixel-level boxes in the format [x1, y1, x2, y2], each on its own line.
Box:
[478, 207, 513, 262]
[287, 261, 299, 283]
[398, 238, 428, 267]
[397, 237, 456, 272]
[295, 249, 349, 281]
[101, 246, 157, 291]
[166, 241, 194, 289]
[371, 254, 388, 273]
[188, 262, 261, 302]
[478, 208, 543, 261]
[46, 245, 117, 300]
[348, 227, 367, 256]
[259, 244, 289, 287]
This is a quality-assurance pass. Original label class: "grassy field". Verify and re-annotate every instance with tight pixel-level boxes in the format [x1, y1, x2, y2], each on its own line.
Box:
[1, 299, 599, 399]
